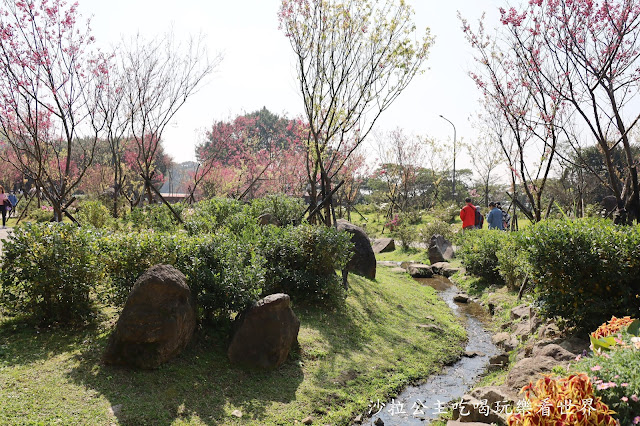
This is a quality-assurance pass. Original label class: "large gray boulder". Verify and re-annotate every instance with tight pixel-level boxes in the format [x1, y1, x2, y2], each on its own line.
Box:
[430, 262, 460, 277]
[372, 237, 395, 254]
[406, 263, 434, 278]
[257, 213, 281, 227]
[103, 264, 196, 369]
[428, 234, 454, 264]
[228, 293, 300, 369]
[504, 356, 563, 392]
[336, 219, 376, 280]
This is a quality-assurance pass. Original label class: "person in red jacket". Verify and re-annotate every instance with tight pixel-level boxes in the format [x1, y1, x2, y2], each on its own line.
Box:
[460, 197, 477, 231]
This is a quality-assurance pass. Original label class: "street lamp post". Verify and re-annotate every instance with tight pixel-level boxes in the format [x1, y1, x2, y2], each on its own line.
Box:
[439, 114, 456, 200]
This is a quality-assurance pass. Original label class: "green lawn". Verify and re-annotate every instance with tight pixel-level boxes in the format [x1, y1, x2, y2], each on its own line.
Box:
[0, 268, 466, 425]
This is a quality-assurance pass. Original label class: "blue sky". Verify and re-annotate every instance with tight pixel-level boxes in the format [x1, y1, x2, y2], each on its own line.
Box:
[85, 0, 504, 164]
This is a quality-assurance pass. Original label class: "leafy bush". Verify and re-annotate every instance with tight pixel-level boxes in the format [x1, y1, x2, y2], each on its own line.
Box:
[0, 223, 106, 325]
[431, 204, 460, 224]
[419, 219, 456, 244]
[76, 199, 114, 229]
[0, 195, 357, 324]
[247, 194, 306, 226]
[125, 204, 181, 232]
[391, 223, 416, 251]
[259, 224, 353, 303]
[522, 218, 640, 331]
[98, 231, 184, 304]
[401, 209, 423, 225]
[457, 230, 510, 283]
[98, 231, 263, 320]
[182, 234, 264, 322]
[99, 222, 350, 318]
[495, 232, 529, 291]
[182, 197, 245, 235]
[26, 205, 54, 223]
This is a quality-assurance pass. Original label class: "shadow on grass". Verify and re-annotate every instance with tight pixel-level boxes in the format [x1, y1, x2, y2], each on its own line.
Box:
[65, 324, 304, 425]
[0, 316, 99, 367]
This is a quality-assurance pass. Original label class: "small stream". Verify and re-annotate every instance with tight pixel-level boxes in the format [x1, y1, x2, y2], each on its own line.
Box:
[373, 274, 499, 425]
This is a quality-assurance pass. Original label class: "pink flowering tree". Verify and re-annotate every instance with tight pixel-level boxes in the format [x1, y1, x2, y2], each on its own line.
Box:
[0, 0, 109, 221]
[196, 109, 309, 200]
[279, 0, 433, 225]
[460, 8, 566, 222]
[462, 0, 640, 223]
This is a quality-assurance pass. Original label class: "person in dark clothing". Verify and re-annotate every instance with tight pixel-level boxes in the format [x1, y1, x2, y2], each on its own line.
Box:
[0, 186, 12, 227]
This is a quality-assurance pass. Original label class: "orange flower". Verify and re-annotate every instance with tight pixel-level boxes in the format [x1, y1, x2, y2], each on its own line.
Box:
[591, 316, 635, 340]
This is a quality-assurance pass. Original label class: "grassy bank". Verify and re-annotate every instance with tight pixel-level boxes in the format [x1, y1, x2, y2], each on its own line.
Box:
[0, 267, 465, 425]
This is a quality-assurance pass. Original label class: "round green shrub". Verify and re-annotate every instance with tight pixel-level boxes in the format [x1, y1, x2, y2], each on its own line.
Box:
[26, 205, 54, 223]
[247, 194, 306, 226]
[495, 231, 529, 291]
[523, 218, 640, 331]
[419, 219, 456, 244]
[259, 224, 353, 304]
[183, 197, 245, 235]
[457, 229, 510, 283]
[76, 199, 114, 229]
[0, 223, 106, 325]
[125, 204, 180, 233]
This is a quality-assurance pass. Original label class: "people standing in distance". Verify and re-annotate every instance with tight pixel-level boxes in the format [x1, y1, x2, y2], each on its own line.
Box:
[495, 201, 511, 231]
[460, 197, 477, 231]
[7, 191, 17, 218]
[487, 201, 505, 230]
[0, 186, 12, 228]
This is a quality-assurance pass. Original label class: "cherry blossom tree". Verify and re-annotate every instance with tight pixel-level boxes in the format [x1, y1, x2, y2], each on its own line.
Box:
[0, 0, 109, 221]
[196, 109, 309, 200]
[461, 10, 563, 222]
[279, 0, 433, 225]
[462, 0, 640, 223]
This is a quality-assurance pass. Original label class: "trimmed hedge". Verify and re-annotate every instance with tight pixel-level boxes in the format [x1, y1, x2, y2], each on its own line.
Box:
[457, 229, 510, 283]
[0, 207, 354, 325]
[523, 218, 640, 331]
[458, 219, 640, 331]
[259, 224, 353, 302]
[0, 223, 106, 325]
[247, 194, 306, 226]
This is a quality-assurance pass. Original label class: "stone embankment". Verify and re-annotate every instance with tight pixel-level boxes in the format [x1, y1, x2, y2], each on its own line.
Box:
[377, 255, 589, 426]
[445, 291, 589, 425]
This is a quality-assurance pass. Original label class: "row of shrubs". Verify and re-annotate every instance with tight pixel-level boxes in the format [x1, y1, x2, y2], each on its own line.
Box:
[0, 195, 354, 325]
[457, 218, 640, 331]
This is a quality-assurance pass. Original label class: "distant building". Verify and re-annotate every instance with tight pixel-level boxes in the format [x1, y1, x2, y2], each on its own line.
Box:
[159, 193, 189, 203]
[160, 161, 198, 195]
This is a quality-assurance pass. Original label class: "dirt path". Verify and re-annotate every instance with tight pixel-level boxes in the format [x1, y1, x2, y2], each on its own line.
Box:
[0, 227, 12, 255]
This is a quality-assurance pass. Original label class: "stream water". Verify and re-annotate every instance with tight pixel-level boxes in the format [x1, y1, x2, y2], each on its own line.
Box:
[372, 274, 499, 425]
